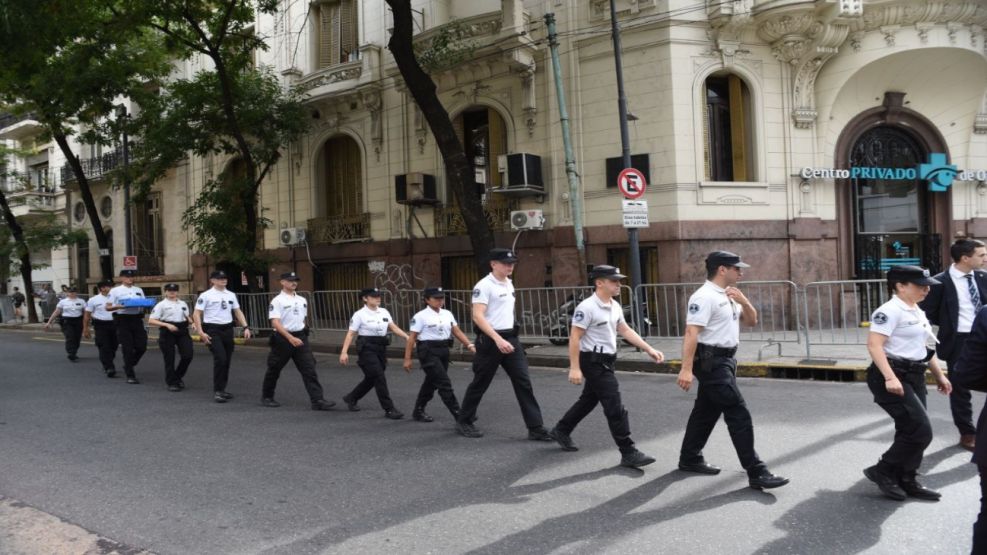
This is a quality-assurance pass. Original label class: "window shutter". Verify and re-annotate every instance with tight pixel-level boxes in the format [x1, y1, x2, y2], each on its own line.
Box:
[340, 0, 357, 63]
[727, 74, 748, 182]
[330, 3, 341, 65]
[318, 5, 333, 68]
[487, 108, 505, 188]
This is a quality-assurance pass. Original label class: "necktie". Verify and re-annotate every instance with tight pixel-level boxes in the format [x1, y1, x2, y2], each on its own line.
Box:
[966, 274, 983, 312]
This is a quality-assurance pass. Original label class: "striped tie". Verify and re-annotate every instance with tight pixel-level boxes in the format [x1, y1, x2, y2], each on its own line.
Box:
[966, 274, 983, 312]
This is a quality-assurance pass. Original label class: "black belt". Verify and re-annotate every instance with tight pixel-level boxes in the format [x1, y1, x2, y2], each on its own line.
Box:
[93, 319, 115, 325]
[580, 350, 616, 364]
[113, 313, 144, 318]
[287, 329, 309, 337]
[162, 321, 189, 327]
[491, 327, 518, 338]
[203, 322, 234, 330]
[420, 340, 452, 347]
[61, 316, 83, 320]
[886, 357, 928, 373]
[696, 343, 738, 359]
[358, 336, 388, 345]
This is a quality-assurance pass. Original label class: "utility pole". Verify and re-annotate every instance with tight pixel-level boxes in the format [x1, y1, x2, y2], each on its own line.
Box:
[117, 105, 132, 258]
[609, 0, 643, 328]
[544, 12, 586, 280]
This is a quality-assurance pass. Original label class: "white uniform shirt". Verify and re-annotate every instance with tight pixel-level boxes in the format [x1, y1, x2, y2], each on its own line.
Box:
[949, 264, 981, 334]
[410, 307, 457, 341]
[686, 281, 740, 348]
[269, 291, 308, 332]
[85, 294, 114, 321]
[472, 273, 515, 330]
[870, 295, 938, 361]
[150, 299, 190, 324]
[349, 306, 392, 336]
[572, 293, 624, 354]
[195, 287, 239, 325]
[57, 297, 86, 318]
[108, 285, 146, 315]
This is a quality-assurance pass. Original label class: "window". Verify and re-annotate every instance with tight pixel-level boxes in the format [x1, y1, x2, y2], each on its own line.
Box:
[73, 201, 86, 223]
[452, 106, 507, 199]
[606, 154, 650, 189]
[703, 73, 754, 182]
[322, 135, 362, 218]
[132, 193, 163, 275]
[75, 238, 90, 290]
[315, 0, 358, 69]
[99, 196, 112, 219]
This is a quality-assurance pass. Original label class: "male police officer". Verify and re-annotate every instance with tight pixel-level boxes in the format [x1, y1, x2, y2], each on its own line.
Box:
[84, 280, 119, 377]
[45, 286, 86, 361]
[262, 271, 335, 410]
[548, 265, 664, 468]
[193, 270, 252, 403]
[920, 238, 987, 451]
[676, 251, 789, 490]
[106, 270, 148, 384]
[456, 248, 552, 441]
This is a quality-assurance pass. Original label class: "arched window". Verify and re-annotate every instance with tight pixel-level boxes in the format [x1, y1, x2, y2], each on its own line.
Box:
[322, 135, 362, 218]
[703, 73, 755, 182]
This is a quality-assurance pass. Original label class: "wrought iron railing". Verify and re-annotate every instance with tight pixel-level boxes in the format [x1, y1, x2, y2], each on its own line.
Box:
[307, 212, 371, 244]
[60, 149, 123, 184]
[434, 202, 514, 236]
[135, 251, 165, 276]
[1, 169, 59, 193]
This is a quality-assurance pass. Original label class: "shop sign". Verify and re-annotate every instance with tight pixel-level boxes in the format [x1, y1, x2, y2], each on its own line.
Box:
[800, 153, 987, 192]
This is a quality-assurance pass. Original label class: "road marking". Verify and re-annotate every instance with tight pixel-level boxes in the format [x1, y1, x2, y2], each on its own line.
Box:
[32, 337, 64, 343]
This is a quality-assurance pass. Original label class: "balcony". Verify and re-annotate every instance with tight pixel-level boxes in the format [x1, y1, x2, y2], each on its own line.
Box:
[0, 112, 43, 141]
[307, 213, 371, 244]
[434, 202, 515, 237]
[61, 149, 123, 185]
[134, 251, 165, 276]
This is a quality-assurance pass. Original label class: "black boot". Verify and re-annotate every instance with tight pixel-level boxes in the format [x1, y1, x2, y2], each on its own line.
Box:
[864, 462, 906, 501]
[412, 407, 434, 422]
[899, 471, 941, 501]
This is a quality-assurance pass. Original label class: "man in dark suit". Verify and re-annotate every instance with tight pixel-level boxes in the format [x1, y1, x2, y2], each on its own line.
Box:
[920, 238, 987, 451]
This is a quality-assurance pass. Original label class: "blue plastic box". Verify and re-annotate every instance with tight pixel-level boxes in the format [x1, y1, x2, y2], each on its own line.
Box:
[121, 297, 156, 308]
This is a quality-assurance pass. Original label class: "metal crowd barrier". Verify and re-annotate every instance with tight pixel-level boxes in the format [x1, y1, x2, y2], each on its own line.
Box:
[800, 279, 888, 358]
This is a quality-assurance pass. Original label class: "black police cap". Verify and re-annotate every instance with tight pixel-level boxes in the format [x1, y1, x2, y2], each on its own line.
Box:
[886, 265, 940, 286]
[423, 286, 446, 298]
[67, 286, 78, 293]
[97, 279, 114, 288]
[705, 250, 750, 270]
[119, 269, 137, 277]
[489, 248, 519, 263]
[210, 270, 228, 280]
[280, 271, 301, 281]
[589, 265, 627, 281]
[360, 287, 382, 298]
[163, 283, 180, 291]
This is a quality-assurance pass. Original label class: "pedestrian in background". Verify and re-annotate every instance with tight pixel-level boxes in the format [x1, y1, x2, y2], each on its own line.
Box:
[45, 286, 85, 361]
[11, 286, 25, 322]
[83, 280, 119, 377]
[148, 283, 195, 392]
[193, 270, 252, 403]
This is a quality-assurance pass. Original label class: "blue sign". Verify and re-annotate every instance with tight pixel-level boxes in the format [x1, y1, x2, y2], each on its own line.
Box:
[801, 152, 984, 192]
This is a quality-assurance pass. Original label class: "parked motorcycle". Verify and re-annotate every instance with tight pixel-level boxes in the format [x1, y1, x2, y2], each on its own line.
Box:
[547, 294, 652, 345]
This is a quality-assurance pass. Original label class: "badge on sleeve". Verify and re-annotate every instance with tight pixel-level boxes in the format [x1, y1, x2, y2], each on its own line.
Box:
[269, 304, 274, 312]
[197, 297, 204, 305]
[573, 310, 585, 322]
[688, 303, 700, 314]
[473, 288, 481, 298]
[873, 312, 888, 325]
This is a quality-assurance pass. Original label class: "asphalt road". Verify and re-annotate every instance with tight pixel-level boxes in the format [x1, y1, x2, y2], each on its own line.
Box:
[0, 329, 981, 554]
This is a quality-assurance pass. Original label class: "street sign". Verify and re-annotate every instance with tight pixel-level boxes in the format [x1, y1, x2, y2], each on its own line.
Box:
[617, 167, 647, 199]
[622, 199, 649, 228]
[98, 248, 110, 256]
[122, 256, 137, 270]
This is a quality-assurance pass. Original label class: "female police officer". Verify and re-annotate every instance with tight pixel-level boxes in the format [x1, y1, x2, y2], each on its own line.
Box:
[864, 264, 952, 501]
[45, 286, 85, 361]
[148, 283, 195, 392]
[339, 288, 409, 419]
[403, 287, 475, 423]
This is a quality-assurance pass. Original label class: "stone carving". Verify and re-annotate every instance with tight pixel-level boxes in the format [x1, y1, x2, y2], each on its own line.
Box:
[296, 62, 362, 93]
[520, 63, 537, 137]
[881, 25, 900, 46]
[976, 92, 987, 135]
[363, 90, 383, 161]
[915, 22, 934, 43]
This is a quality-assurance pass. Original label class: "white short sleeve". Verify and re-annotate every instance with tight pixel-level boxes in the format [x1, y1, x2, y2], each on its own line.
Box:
[410, 314, 424, 334]
[686, 295, 713, 327]
[869, 306, 899, 337]
[229, 294, 240, 310]
[348, 311, 362, 332]
[268, 298, 280, 321]
[149, 302, 166, 320]
[571, 304, 593, 330]
[472, 282, 490, 306]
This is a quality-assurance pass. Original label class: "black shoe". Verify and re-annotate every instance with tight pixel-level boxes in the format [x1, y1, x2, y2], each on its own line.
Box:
[527, 426, 553, 442]
[548, 428, 578, 451]
[748, 467, 789, 490]
[342, 396, 360, 412]
[863, 465, 906, 500]
[899, 478, 941, 501]
[68, 354, 78, 362]
[412, 408, 434, 422]
[105, 369, 117, 378]
[384, 409, 404, 420]
[679, 461, 721, 475]
[213, 392, 228, 403]
[167, 385, 182, 392]
[177, 380, 186, 390]
[456, 421, 484, 438]
[217, 391, 234, 400]
[126, 377, 140, 385]
[620, 449, 657, 469]
[261, 398, 281, 408]
[311, 399, 336, 411]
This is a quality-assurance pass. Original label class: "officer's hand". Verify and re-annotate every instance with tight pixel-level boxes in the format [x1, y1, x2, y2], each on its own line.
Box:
[403, 358, 413, 373]
[168, 324, 178, 333]
[243, 329, 252, 340]
[885, 377, 905, 397]
[339, 352, 349, 365]
[466, 343, 476, 354]
[83, 329, 91, 339]
[44, 323, 51, 331]
[725, 287, 750, 306]
[288, 336, 303, 348]
[677, 369, 694, 391]
[568, 368, 583, 385]
[495, 338, 515, 354]
[200, 332, 212, 345]
[937, 376, 953, 396]
[648, 348, 665, 363]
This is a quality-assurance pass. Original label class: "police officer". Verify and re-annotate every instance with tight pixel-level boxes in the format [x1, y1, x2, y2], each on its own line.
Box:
[456, 248, 552, 441]
[262, 272, 335, 410]
[676, 251, 789, 490]
[83, 280, 119, 377]
[547, 265, 664, 468]
[106, 270, 148, 384]
[148, 283, 195, 392]
[864, 265, 952, 501]
[340, 288, 409, 419]
[193, 270, 252, 403]
[403, 287, 475, 423]
[45, 286, 86, 361]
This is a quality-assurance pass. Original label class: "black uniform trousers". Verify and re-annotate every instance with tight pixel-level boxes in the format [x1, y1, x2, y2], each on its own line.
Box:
[680, 350, 763, 470]
[976, 465, 987, 554]
[60, 316, 83, 357]
[947, 333, 976, 436]
[92, 320, 118, 371]
[113, 314, 147, 379]
[203, 323, 235, 393]
[556, 352, 634, 453]
[158, 323, 193, 386]
[457, 331, 544, 429]
[866, 361, 932, 474]
[414, 341, 461, 417]
[347, 337, 395, 410]
[263, 331, 325, 402]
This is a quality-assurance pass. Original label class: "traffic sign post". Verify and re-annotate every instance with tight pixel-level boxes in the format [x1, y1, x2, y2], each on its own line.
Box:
[122, 256, 138, 271]
[622, 199, 649, 228]
[617, 168, 647, 200]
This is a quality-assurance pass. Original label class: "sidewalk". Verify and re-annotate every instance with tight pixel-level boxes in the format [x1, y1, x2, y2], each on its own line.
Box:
[1, 322, 875, 381]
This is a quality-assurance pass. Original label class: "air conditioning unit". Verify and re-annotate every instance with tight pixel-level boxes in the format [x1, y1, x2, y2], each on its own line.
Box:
[503, 153, 544, 190]
[279, 227, 306, 246]
[510, 210, 545, 231]
[395, 172, 438, 205]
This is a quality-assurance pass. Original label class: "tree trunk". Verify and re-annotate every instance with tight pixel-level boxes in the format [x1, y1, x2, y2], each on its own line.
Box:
[0, 188, 38, 323]
[385, 0, 495, 276]
[52, 131, 112, 280]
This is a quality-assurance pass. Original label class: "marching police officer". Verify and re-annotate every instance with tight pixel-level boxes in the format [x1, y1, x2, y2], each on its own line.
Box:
[45, 286, 86, 361]
[676, 251, 789, 490]
[262, 272, 335, 410]
[83, 280, 119, 377]
[456, 248, 552, 441]
[193, 270, 252, 403]
[106, 270, 148, 384]
[340, 288, 409, 419]
[403, 287, 475, 423]
[864, 265, 952, 501]
[547, 265, 663, 468]
[148, 283, 195, 392]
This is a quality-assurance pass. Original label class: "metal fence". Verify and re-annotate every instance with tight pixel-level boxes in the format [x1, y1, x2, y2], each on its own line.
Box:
[801, 279, 888, 357]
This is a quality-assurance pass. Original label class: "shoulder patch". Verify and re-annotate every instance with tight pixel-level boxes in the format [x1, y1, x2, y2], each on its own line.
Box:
[873, 312, 888, 325]
[269, 304, 274, 312]
[410, 318, 416, 325]
[473, 288, 481, 298]
[196, 298, 204, 305]
[688, 303, 700, 314]
[573, 310, 585, 322]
